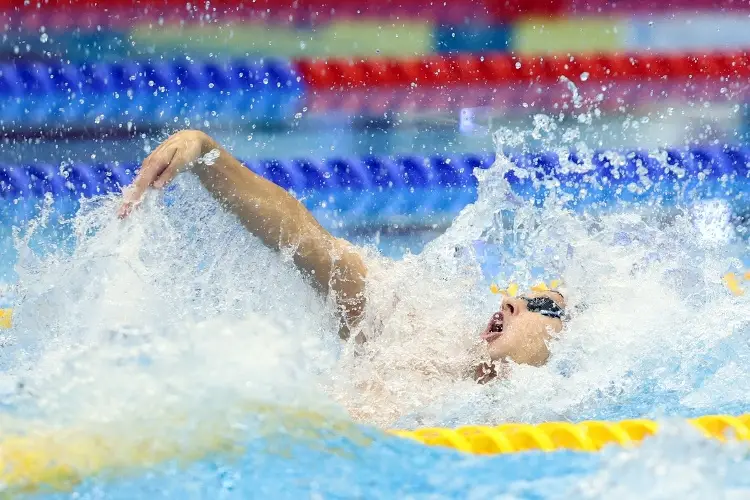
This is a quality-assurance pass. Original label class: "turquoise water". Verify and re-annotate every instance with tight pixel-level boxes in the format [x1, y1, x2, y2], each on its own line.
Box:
[5, 110, 750, 497]
[39, 430, 750, 499]
[5, 186, 750, 499]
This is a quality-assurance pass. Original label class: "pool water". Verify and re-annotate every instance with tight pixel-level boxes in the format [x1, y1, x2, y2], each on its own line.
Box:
[4, 89, 750, 499]
[37, 425, 750, 499]
[2, 143, 750, 499]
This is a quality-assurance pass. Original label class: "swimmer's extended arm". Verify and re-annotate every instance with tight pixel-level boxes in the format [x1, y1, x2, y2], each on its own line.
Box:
[119, 130, 367, 339]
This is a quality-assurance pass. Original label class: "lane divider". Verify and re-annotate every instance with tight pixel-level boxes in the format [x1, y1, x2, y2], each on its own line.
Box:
[296, 52, 750, 90]
[3, 53, 742, 102]
[723, 271, 750, 296]
[0, 402, 372, 495]
[0, 309, 10, 329]
[390, 414, 750, 454]
[0, 58, 304, 128]
[1, 52, 747, 129]
[0, 411, 748, 495]
[2, 145, 749, 202]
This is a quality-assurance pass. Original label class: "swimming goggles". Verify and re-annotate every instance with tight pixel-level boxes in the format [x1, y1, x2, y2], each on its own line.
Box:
[520, 296, 565, 319]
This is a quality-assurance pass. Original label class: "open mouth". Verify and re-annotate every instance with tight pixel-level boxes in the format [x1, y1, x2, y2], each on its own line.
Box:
[481, 312, 504, 343]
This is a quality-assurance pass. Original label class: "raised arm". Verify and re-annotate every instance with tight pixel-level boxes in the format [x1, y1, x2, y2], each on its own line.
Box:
[119, 130, 367, 339]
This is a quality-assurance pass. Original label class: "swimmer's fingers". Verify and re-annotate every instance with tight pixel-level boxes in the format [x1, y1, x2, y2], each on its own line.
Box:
[119, 131, 206, 218]
[118, 142, 177, 218]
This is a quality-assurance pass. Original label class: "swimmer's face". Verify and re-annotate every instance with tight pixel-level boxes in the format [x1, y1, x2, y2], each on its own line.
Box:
[481, 291, 565, 366]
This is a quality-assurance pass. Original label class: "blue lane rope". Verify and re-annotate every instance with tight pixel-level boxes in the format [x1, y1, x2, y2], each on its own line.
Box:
[1, 145, 749, 215]
[0, 59, 304, 127]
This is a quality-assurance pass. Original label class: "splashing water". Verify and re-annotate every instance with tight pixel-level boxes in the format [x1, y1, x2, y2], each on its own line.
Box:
[569, 422, 750, 500]
[6, 180, 343, 429]
[3, 115, 750, 496]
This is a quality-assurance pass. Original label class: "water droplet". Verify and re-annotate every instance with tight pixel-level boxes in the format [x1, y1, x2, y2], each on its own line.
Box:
[39, 33, 48, 43]
[514, 61, 521, 69]
[294, 112, 302, 119]
[262, 77, 269, 85]
[208, 82, 215, 89]
[580, 72, 589, 82]
[199, 148, 221, 166]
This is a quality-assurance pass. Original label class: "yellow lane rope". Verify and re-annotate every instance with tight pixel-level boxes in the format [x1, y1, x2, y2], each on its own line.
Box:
[0, 309, 11, 329]
[389, 414, 750, 454]
[0, 403, 371, 496]
[1, 412, 750, 495]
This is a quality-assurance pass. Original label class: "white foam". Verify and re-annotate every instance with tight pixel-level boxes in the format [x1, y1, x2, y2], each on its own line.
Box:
[8, 177, 341, 426]
[5, 115, 750, 438]
[569, 422, 750, 499]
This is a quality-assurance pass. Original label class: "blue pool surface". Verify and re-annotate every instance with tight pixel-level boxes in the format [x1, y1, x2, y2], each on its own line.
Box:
[4, 109, 750, 497]
[3, 171, 750, 499]
[31, 421, 750, 499]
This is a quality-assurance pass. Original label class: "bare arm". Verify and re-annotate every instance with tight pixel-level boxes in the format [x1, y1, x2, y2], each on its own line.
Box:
[119, 130, 367, 339]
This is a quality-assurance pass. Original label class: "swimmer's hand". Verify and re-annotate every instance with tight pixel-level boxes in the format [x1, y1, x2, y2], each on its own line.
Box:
[118, 130, 216, 218]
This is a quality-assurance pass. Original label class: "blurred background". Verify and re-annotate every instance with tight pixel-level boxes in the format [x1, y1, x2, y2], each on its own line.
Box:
[1, 0, 750, 257]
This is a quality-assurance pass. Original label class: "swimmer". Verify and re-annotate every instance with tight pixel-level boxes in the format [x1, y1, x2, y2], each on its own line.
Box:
[119, 130, 565, 385]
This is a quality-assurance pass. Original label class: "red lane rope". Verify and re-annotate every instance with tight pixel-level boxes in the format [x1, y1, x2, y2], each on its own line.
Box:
[295, 52, 750, 91]
[2, 0, 743, 24]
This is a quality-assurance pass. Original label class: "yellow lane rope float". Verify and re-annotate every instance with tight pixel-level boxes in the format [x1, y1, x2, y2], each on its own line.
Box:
[0, 403, 373, 496]
[0, 308, 10, 329]
[723, 271, 750, 296]
[2, 412, 750, 495]
[390, 414, 750, 454]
